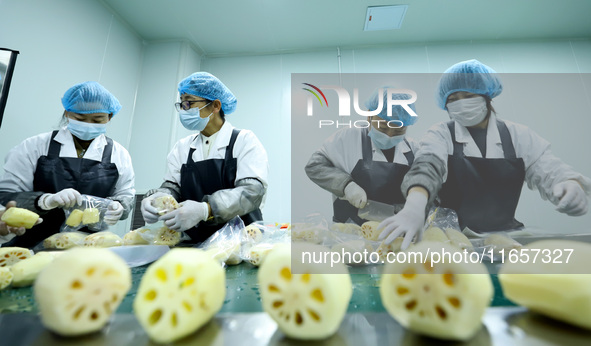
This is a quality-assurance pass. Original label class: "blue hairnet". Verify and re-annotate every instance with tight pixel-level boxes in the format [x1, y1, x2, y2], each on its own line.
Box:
[61, 81, 122, 115]
[364, 87, 418, 126]
[178, 72, 237, 114]
[436, 59, 503, 110]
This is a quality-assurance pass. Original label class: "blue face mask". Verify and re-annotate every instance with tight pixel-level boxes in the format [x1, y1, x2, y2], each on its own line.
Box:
[368, 128, 405, 150]
[179, 102, 212, 131]
[67, 118, 107, 141]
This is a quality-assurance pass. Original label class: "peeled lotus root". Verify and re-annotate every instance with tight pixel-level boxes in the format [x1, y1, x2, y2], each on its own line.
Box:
[499, 240, 591, 330]
[291, 224, 321, 244]
[34, 248, 131, 336]
[0, 247, 33, 267]
[1, 207, 40, 229]
[444, 228, 472, 251]
[258, 243, 352, 340]
[82, 208, 100, 225]
[66, 210, 84, 227]
[243, 224, 263, 242]
[360, 221, 381, 241]
[43, 232, 86, 249]
[0, 267, 13, 290]
[83, 231, 123, 248]
[380, 241, 492, 341]
[331, 240, 374, 265]
[133, 248, 225, 343]
[205, 243, 241, 265]
[331, 223, 362, 235]
[484, 234, 521, 256]
[422, 227, 449, 243]
[152, 195, 180, 215]
[123, 230, 150, 246]
[248, 244, 276, 266]
[10, 252, 57, 287]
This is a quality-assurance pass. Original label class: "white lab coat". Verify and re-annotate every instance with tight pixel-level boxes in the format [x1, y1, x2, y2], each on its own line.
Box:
[163, 120, 269, 193]
[0, 127, 136, 244]
[321, 127, 418, 176]
[319, 127, 418, 201]
[416, 113, 591, 203]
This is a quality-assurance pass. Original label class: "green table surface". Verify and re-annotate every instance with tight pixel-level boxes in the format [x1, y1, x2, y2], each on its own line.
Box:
[0, 262, 513, 314]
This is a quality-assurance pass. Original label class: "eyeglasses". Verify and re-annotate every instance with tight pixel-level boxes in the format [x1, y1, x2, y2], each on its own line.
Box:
[174, 100, 208, 111]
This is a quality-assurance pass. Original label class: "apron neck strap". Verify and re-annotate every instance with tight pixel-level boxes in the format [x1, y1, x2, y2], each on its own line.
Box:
[361, 128, 373, 162]
[47, 131, 61, 158]
[496, 120, 517, 159]
[447, 120, 517, 159]
[101, 137, 114, 164]
[225, 129, 241, 161]
[402, 138, 414, 165]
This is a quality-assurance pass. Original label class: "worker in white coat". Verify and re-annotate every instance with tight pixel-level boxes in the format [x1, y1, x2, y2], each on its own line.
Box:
[141, 72, 268, 243]
[378, 59, 591, 249]
[0, 81, 136, 247]
[305, 88, 419, 225]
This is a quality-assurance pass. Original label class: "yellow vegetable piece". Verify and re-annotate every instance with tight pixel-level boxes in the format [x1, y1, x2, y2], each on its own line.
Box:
[258, 243, 352, 340]
[422, 227, 449, 243]
[499, 240, 591, 330]
[444, 228, 472, 251]
[360, 221, 381, 241]
[243, 224, 263, 242]
[0, 247, 33, 267]
[0, 267, 13, 290]
[380, 242, 492, 341]
[123, 230, 150, 246]
[134, 248, 225, 344]
[43, 232, 86, 249]
[331, 240, 373, 265]
[10, 252, 56, 287]
[1, 207, 39, 229]
[82, 208, 100, 225]
[66, 209, 84, 227]
[152, 195, 180, 215]
[34, 248, 131, 336]
[83, 231, 123, 248]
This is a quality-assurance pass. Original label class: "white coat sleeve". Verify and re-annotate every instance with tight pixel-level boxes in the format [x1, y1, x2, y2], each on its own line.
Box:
[204, 130, 268, 223]
[108, 144, 136, 220]
[0, 136, 48, 214]
[506, 123, 591, 203]
[401, 124, 450, 203]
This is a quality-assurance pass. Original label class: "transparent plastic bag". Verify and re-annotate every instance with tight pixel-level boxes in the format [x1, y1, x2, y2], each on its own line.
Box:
[124, 221, 189, 246]
[198, 216, 245, 266]
[240, 221, 290, 266]
[291, 213, 329, 244]
[60, 195, 113, 232]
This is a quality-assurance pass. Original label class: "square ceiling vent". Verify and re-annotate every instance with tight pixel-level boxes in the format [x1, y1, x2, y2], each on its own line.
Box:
[364, 5, 408, 31]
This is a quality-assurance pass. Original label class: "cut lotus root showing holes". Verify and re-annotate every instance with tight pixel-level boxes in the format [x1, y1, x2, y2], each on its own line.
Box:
[133, 248, 226, 344]
[34, 248, 131, 337]
[0, 247, 32, 267]
[258, 243, 353, 340]
[379, 241, 493, 341]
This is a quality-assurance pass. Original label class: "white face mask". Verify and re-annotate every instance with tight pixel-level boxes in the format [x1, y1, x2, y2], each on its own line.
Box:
[368, 128, 405, 150]
[447, 96, 488, 127]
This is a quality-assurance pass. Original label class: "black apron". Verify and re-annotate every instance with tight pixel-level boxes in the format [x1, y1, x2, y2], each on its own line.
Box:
[10, 131, 119, 248]
[333, 128, 414, 225]
[179, 128, 263, 243]
[438, 120, 525, 232]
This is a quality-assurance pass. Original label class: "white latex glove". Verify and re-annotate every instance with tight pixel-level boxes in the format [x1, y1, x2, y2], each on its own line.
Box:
[344, 181, 368, 209]
[39, 188, 83, 210]
[377, 191, 428, 250]
[553, 180, 588, 216]
[141, 192, 169, 224]
[159, 200, 209, 232]
[104, 201, 124, 226]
